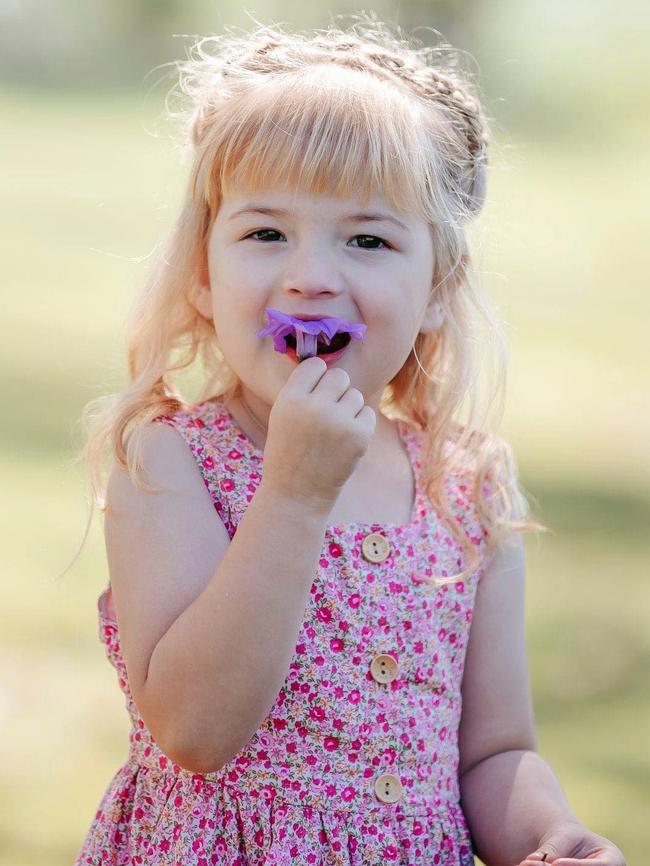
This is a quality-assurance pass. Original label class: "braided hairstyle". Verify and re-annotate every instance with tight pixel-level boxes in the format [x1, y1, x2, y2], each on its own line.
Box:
[177, 15, 491, 226]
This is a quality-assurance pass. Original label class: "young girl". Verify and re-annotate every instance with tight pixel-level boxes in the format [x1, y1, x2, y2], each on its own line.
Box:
[73, 16, 625, 866]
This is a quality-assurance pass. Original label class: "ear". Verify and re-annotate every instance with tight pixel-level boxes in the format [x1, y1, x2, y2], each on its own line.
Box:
[193, 246, 213, 321]
[419, 254, 467, 333]
[419, 297, 446, 334]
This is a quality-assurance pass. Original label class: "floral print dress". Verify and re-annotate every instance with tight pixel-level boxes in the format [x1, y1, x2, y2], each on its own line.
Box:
[74, 398, 490, 866]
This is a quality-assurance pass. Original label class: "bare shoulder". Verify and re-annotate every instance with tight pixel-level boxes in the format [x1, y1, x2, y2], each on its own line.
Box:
[104, 420, 231, 713]
[458, 532, 537, 777]
[105, 420, 212, 508]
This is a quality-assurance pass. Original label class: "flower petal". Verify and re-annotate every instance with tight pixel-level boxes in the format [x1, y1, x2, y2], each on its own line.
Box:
[257, 308, 367, 358]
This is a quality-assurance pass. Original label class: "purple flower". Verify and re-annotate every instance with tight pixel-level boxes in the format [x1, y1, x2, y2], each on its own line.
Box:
[256, 308, 367, 361]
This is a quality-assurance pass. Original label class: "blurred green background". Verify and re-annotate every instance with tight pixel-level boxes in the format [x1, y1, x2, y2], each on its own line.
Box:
[1, 0, 648, 864]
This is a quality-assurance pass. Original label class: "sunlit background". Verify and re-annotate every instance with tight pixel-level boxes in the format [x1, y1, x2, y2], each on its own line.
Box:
[1, 0, 648, 864]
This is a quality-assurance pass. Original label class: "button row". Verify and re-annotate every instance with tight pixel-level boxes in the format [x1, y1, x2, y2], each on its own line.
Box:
[370, 652, 402, 801]
[355, 534, 401, 802]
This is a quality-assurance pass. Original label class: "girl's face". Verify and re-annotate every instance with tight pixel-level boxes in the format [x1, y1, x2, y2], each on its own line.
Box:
[195, 184, 438, 419]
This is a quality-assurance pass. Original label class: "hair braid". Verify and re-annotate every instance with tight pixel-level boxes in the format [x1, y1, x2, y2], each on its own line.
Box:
[349, 42, 490, 215]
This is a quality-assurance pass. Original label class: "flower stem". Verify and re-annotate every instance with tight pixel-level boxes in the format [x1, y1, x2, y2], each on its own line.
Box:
[296, 330, 318, 362]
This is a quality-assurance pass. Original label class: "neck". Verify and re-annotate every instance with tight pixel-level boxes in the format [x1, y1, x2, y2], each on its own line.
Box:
[239, 391, 268, 439]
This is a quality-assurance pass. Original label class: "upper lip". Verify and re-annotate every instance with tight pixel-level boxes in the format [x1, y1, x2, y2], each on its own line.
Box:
[289, 312, 349, 321]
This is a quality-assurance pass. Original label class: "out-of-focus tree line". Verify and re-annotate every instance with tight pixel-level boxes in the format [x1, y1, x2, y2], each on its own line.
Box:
[2, 0, 648, 139]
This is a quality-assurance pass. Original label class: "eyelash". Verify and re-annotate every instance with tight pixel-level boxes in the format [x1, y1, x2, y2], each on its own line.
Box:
[244, 229, 392, 250]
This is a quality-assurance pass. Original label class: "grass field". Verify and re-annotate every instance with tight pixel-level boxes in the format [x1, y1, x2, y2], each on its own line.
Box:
[1, 86, 648, 865]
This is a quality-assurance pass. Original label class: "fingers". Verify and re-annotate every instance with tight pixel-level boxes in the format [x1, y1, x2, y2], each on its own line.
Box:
[337, 385, 365, 412]
[550, 860, 615, 865]
[287, 358, 353, 403]
[266, 354, 376, 506]
[317, 367, 353, 402]
[336, 384, 376, 432]
[517, 848, 624, 865]
[356, 405, 377, 434]
[517, 855, 612, 866]
[285, 355, 328, 393]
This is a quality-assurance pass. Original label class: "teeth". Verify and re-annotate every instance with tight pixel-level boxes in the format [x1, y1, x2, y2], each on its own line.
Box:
[323, 332, 351, 353]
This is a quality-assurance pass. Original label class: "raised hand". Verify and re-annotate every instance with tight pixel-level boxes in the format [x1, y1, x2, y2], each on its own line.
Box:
[261, 356, 376, 512]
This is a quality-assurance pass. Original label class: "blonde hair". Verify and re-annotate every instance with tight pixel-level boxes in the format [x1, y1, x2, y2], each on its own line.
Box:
[67, 14, 547, 584]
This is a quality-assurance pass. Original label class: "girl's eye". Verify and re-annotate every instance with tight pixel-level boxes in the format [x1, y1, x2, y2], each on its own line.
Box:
[246, 229, 284, 242]
[244, 230, 390, 250]
[349, 234, 390, 250]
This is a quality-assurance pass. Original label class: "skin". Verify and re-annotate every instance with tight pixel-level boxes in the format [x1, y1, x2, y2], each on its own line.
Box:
[193, 183, 444, 455]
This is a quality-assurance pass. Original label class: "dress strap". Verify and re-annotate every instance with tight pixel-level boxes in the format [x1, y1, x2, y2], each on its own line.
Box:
[154, 400, 245, 539]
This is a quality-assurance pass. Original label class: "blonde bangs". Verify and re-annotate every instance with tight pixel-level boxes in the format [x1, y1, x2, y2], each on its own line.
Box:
[201, 67, 435, 221]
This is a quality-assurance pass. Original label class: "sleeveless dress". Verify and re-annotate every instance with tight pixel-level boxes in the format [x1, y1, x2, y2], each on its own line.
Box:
[74, 397, 491, 866]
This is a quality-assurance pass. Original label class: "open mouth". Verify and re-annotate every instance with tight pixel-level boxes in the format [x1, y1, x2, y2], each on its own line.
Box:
[257, 309, 366, 362]
[285, 331, 352, 356]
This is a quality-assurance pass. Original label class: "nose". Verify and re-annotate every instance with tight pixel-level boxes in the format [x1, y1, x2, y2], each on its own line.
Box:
[280, 244, 345, 298]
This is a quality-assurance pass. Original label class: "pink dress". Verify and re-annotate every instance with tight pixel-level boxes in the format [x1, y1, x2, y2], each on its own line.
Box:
[75, 398, 490, 866]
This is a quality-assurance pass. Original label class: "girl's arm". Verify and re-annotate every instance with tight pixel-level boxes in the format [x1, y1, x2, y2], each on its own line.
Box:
[105, 422, 332, 774]
[458, 533, 581, 864]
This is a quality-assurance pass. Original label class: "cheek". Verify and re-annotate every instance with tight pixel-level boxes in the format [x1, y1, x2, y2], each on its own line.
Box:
[209, 287, 271, 366]
[360, 291, 414, 339]
[209, 271, 261, 323]
[361, 304, 422, 382]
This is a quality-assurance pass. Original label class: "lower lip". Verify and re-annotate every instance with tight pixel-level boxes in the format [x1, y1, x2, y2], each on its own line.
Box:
[284, 343, 350, 365]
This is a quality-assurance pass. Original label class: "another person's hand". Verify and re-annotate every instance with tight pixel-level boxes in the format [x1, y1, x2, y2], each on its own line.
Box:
[516, 820, 626, 865]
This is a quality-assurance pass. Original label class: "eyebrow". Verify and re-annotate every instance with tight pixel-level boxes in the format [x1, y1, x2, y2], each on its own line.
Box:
[227, 205, 409, 233]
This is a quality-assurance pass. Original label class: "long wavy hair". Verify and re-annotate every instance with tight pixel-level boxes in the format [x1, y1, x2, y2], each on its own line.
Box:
[66, 14, 547, 584]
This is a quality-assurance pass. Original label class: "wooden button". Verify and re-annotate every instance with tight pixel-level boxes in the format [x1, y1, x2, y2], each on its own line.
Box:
[361, 532, 390, 563]
[370, 653, 398, 684]
[374, 773, 404, 803]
